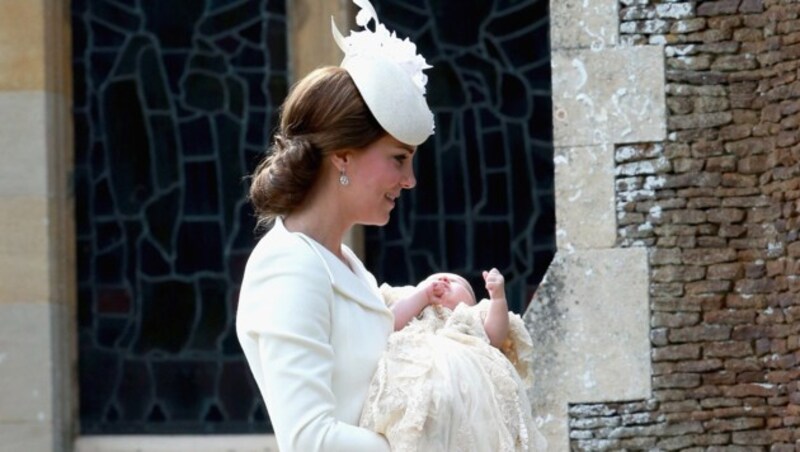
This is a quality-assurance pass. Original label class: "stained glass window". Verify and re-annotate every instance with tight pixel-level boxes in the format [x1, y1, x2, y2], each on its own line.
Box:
[366, 0, 555, 313]
[73, 0, 553, 435]
[72, 0, 286, 434]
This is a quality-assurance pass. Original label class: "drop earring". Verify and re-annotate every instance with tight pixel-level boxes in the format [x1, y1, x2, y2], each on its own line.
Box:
[339, 169, 350, 186]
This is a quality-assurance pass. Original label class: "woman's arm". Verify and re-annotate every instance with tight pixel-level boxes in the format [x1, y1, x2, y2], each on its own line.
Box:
[237, 248, 390, 452]
[482, 268, 510, 348]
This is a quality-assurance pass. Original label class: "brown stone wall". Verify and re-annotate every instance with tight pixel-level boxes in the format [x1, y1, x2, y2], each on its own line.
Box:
[569, 0, 800, 450]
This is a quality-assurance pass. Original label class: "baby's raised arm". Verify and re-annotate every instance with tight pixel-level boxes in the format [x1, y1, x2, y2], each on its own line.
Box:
[483, 268, 510, 348]
[391, 279, 448, 331]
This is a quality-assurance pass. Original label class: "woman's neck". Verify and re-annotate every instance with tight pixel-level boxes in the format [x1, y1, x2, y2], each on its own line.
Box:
[283, 198, 351, 263]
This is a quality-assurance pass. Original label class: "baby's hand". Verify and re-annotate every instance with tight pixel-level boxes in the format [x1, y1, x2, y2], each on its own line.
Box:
[482, 268, 505, 301]
[422, 278, 449, 305]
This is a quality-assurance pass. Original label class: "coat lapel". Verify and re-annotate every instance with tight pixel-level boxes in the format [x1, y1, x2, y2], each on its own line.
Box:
[274, 219, 391, 315]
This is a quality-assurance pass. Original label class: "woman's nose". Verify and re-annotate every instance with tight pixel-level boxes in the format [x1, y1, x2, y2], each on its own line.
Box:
[402, 165, 416, 189]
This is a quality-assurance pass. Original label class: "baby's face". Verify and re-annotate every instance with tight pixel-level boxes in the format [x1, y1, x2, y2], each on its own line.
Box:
[424, 273, 476, 310]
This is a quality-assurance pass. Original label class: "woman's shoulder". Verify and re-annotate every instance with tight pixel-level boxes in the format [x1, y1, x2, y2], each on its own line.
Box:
[244, 222, 329, 282]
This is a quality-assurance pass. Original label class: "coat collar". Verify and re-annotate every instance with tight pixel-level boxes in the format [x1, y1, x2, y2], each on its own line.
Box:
[274, 218, 391, 316]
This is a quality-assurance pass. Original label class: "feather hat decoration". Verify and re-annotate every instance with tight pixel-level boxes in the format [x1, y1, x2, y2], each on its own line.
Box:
[332, 0, 435, 146]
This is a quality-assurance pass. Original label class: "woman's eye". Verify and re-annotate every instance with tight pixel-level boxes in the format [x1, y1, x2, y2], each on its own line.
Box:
[394, 155, 406, 163]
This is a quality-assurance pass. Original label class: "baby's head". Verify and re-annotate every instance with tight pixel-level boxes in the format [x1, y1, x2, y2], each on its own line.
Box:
[421, 272, 476, 310]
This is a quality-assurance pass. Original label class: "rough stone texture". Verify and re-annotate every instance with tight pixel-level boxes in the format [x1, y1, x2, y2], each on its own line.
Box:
[551, 46, 668, 147]
[551, 0, 619, 50]
[554, 145, 617, 249]
[569, 0, 800, 449]
[524, 248, 651, 451]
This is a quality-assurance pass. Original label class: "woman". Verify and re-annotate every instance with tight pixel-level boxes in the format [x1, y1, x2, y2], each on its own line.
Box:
[236, 1, 434, 450]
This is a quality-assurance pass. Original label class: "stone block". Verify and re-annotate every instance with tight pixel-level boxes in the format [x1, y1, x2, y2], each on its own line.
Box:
[554, 145, 616, 249]
[653, 373, 701, 389]
[524, 248, 650, 450]
[552, 46, 666, 147]
[0, 0, 46, 91]
[0, 92, 48, 196]
[668, 112, 733, 131]
[682, 248, 737, 265]
[0, 197, 50, 303]
[675, 358, 724, 373]
[670, 324, 732, 343]
[0, 303, 54, 422]
[704, 341, 754, 358]
[0, 422, 53, 452]
[703, 309, 756, 325]
[550, 0, 618, 50]
[656, 3, 694, 19]
[739, 0, 764, 13]
[652, 311, 701, 327]
[652, 344, 701, 361]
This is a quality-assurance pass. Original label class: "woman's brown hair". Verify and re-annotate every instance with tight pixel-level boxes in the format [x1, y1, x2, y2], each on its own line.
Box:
[249, 66, 385, 226]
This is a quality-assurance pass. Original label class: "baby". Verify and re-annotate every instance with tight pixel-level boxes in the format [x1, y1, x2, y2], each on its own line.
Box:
[391, 268, 510, 348]
[360, 269, 547, 452]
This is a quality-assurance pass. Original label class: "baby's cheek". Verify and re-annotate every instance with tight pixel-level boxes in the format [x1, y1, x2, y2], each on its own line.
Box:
[442, 295, 459, 310]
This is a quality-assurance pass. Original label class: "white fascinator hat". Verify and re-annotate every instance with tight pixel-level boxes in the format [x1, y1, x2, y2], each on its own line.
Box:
[332, 0, 435, 146]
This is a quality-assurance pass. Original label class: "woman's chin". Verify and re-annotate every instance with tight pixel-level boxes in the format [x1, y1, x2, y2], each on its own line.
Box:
[359, 213, 391, 227]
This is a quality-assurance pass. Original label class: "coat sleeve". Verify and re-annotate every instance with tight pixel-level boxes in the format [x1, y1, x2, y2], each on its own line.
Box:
[237, 248, 390, 452]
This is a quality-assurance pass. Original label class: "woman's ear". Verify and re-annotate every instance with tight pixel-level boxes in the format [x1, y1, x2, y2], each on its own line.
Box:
[329, 150, 352, 172]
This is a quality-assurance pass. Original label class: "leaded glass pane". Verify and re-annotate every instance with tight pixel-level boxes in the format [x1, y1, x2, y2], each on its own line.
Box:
[366, 0, 555, 313]
[72, 0, 286, 434]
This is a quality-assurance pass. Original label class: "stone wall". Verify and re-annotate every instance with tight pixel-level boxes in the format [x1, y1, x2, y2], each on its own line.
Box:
[570, 0, 800, 450]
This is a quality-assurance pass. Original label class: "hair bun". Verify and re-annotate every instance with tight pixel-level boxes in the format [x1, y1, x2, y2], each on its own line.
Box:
[268, 134, 320, 180]
[249, 133, 322, 223]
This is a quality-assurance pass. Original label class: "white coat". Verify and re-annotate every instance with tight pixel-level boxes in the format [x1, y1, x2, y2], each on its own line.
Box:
[236, 217, 393, 452]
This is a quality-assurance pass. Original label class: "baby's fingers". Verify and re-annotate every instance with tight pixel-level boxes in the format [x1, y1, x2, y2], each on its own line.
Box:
[483, 268, 501, 282]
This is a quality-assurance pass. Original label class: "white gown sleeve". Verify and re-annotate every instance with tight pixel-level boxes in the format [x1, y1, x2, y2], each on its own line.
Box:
[238, 249, 390, 452]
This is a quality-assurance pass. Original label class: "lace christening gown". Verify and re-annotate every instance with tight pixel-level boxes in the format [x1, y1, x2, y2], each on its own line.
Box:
[360, 285, 547, 452]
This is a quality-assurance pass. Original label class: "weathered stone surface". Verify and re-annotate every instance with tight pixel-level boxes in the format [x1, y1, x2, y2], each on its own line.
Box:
[552, 46, 667, 147]
[524, 248, 650, 450]
[551, 0, 618, 50]
[555, 145, 616, 249]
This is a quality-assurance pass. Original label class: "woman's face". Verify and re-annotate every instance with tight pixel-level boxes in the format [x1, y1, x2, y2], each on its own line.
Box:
[345, 134, 417, 226]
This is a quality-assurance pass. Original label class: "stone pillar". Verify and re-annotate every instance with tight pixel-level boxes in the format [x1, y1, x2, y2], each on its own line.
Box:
[0, 1, 76, 451]
[523, 0, 667, 449]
